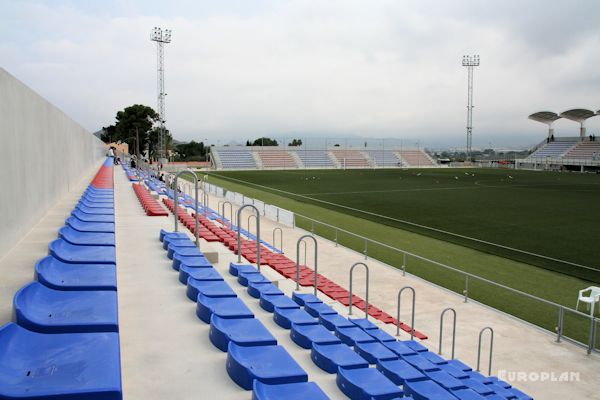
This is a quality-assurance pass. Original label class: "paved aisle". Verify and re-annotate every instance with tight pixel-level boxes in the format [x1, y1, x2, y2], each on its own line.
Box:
[114, 170, 246, 399]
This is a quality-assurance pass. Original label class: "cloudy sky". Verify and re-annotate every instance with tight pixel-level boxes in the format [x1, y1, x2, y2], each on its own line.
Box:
[2, 0, 600, 148]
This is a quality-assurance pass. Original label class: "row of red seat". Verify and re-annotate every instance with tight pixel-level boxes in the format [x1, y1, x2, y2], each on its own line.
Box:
[90, 162, 114, 188]
[132, 184, 168, 216]
[161, 197, 427, 339]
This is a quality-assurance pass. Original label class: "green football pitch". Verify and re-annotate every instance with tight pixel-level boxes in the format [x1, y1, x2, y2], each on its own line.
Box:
[201, 168, 600, 347]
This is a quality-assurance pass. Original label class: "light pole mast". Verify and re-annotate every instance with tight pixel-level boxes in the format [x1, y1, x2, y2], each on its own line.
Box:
[151, 27, 171, 162]
[462, 54, 479, 162]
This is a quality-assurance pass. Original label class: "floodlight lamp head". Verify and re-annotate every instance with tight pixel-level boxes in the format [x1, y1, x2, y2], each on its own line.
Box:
[163, 29, 172, 43]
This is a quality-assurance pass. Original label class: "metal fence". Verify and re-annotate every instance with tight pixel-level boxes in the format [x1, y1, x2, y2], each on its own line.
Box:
[294, 212, 599, 354]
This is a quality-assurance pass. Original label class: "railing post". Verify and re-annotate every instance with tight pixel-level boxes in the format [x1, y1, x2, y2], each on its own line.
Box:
[556, 306, 564, 343]
[173, 169, 200, 248]
[477, 327, 494, 375]
[295, 235, 318, 295]
[272, 227, 283, 253]
[236, 204, 261, 270]
[463, 275, 469, 303]
[396, 286, 416, 340]
[348, 262, 370, 319]
[588, 316, 597, 355]
[439, 308, 457, 359]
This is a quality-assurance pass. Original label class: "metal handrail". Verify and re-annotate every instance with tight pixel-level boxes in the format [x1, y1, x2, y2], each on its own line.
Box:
[349, 262, 369, 319]
[220, 201, 233, 228]
[396, 286, 415, 339]
[173, 170, 199, 247]
[299, 240, 307, 265]
[273, 227, 283, 253]
[236, 204, 261, 270]
[247, 214, 257, 232]
[295, 235, 318, 295]
[477, 326, 494, 375]
[439, 308, 457, 359]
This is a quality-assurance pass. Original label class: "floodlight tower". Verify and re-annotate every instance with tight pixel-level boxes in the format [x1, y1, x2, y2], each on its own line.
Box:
[462, 54, 480, 161]
[151, 27, 172, 162]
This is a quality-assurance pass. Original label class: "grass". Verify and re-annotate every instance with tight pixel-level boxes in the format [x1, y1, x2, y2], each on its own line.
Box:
[199, 168, 600, 348]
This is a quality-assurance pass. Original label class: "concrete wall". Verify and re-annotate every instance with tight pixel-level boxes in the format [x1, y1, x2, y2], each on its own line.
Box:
[0, 68, 107, 258]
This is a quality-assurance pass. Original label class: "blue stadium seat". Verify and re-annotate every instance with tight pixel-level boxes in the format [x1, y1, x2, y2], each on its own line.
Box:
[13, 282, 118, 333]
[404, 379, 456, 400]
[229, 262, 259, 276]
[336, 367, 404, 400]
[451, 389, 487, 400]
[72, 210, 114, 223]
[58, 226, 115, 246]
[290, 323, 341, 349]
[335, 326, 377, 347]
[252, 381, 329, 400]
[35, 256, 117, 291]
[0, 323, 122, 399]
[424, 370, 467, 390]
[401, 354, 442, 372]
[248, 282, 284, 299]
[458, 378, 494, 396]
[226, 343, 308, 390]
[259, 294, 300, 313]
[446, 359, 472, 372]
[75, 204, 114, 215]
[304, 302, 337, 317]
[196, 294, 254, 323]
[273, 307, 317, 329]
[383, 341, 418, 356]
[162, 235, 194, 250]
[508, 387, 534, 400]
[159, 229, 188, 242]
[349, 318, 378, 330]
[65, 216, 115, 233]
[172, 254, 211, 271]
[376, 359, 427, 385]
[178, 265, 222, 284]
[48, 239, 116, 264]
[167, 244, 203, 260]
[209, 315, 277, 352]
[437, 363, 470, 379]
[364, 327, 396, 343]
[319, 314, 355, 331]
[238, 271, 270, 287]
[404, 340, 429, 352]
[421, 351, 449, 365]
[354, 341, 399, 364]
[311, 343, 369, 373]
[186, 278, 236, 301]
[292, 292, 323, 306]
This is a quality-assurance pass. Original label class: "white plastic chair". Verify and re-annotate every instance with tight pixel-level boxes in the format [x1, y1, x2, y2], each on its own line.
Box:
[576, 286, 600, 315]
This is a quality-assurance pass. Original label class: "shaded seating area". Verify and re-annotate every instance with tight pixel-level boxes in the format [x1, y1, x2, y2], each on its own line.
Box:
[0, 158, 122, 399]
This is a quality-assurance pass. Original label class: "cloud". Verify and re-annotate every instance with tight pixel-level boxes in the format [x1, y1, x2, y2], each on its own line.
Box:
[1, 0, 600, 147]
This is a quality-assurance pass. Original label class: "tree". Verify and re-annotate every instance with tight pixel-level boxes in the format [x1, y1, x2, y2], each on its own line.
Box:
[148, 127, 173, 160]
[251, 137, 278, 146]
[100, 125, 116, 143]
[288, 139, 303, 146]
[102, 104, 159, 158]
[175, 140, 208, 161]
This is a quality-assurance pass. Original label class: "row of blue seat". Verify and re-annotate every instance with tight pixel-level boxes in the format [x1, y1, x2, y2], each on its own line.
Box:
[225, 264, 534, 400]
[0, 159, 122, 399]
[159, 229, 330, 399]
